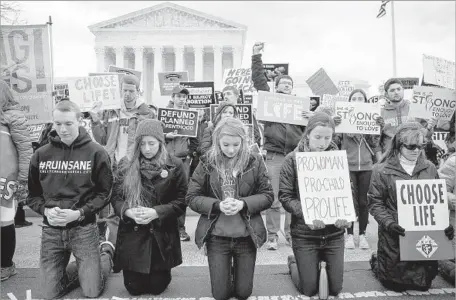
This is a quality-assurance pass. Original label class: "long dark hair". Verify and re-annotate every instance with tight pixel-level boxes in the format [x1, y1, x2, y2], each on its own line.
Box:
[348, 89, 368, 102]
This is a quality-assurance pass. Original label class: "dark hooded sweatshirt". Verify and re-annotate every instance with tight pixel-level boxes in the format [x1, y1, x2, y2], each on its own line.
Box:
[26, 127, 113, 228]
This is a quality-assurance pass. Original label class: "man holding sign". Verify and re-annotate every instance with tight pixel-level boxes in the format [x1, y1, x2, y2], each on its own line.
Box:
[368, 122, 454, 292]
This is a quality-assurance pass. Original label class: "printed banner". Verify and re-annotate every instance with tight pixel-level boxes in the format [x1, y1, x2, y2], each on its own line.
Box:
[410, 86, 456, 121]
[180, 81, 214, 108]
[334, 102, 381, 134]
[27, 124, 45, 143]
[209, 104, 253, 125]
[432, 131, 449, 152]
[54, 83, 69, 101]
[157, 71, 189, 96]
[306, 68, 339, 97]
[397, 77, 420, 90]
[422, 54, 455, 90]
[337, 81, 355, 97]
[67, 75, 122, 112]
[158, 108, 199, 137]
[262, 63, 289, 82]
[108, 65, 141, 84]
[256, 91, 311, 126]
[222, 68, 255, 94]
[321, 94, 349, 114]
[396, 179, 453, 261]
[0, 24, 53, 124]
[296, 150, 356, 224]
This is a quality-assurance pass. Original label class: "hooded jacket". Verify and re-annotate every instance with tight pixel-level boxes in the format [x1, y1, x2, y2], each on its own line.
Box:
[340, 134, 381, 171]
[251, 54, 305, 155]
[367, 154, 439, 289]
[26, 127, 113, 228]
[279, 139, 344, 239]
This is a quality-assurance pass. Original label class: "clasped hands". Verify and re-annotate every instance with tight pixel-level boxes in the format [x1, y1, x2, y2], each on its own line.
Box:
[308, 219, 350, 230]
[219, 197, 244, 216]
[125, 206, 159, 225]
[44, 207, 81, 227]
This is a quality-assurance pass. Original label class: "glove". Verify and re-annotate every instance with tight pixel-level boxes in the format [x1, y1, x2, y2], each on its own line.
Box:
[445, 225, 454, 240]
[387, 223, 405, 237]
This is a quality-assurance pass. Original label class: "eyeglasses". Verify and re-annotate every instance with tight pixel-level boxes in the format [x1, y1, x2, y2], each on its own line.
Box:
[402, 143, 425, 151]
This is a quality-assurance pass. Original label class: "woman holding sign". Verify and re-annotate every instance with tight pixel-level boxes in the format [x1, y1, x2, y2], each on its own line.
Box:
[187, 117, 273, 300]
[368, 122, 454, 292]
[279, 112, 351, 298]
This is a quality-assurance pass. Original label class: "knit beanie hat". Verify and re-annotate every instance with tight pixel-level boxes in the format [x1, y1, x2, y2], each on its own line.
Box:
[135, 119, 165, 144]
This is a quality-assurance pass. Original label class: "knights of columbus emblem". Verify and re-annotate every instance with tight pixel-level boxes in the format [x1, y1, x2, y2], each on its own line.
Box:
[416, 235, 438, 258]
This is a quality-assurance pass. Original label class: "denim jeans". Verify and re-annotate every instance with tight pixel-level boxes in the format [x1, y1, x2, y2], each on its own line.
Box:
[265, 152, 291, 240]
[347, 171, 372, 235]
[206, 235, 257, 300]
[290, 234, 344, 297]
[40, 222, 112, 299]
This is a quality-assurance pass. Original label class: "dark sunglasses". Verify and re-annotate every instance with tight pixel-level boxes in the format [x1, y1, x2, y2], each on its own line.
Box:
[402, 143, 425, 151]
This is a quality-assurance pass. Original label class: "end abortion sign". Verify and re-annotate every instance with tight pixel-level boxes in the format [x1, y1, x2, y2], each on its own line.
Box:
[180, 81, 215, 108]
[158, 108, 199, 137]
[396, 179, 453, 261]
[296, 150, 356, 225]
[410, 86, 456, 121]
[67, 75, 121, 112]
[335, 102, 381, 135]
[256, 91, 311, 126]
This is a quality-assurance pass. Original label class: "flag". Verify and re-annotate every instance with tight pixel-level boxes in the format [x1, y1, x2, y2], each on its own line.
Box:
[377, 0, 390, 18]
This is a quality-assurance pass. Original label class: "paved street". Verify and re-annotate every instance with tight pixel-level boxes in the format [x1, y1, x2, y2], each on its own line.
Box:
[2, 214, 454, 300]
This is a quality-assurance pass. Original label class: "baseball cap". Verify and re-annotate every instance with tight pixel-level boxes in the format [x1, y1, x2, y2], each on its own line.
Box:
[172, 85, 189, 95]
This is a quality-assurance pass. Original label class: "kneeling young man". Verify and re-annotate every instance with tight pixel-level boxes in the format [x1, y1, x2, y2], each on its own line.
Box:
[27, 100, 114, 299]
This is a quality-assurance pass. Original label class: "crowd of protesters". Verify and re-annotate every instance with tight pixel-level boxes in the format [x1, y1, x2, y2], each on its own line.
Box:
[0, 41, 455, 300]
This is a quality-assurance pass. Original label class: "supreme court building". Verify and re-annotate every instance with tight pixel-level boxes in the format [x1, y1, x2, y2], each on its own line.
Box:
[89, 2, 247, 105]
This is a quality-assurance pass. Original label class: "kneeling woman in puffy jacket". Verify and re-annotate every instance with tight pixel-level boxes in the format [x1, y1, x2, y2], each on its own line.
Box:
[187, 117, 274, 300]
[279, 112, 351, 297]
[368, 122, 454, 291]
[111, 119, 188, 296]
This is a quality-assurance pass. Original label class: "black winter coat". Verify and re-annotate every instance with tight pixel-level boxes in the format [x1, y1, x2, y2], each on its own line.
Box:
[112, 155, 188, 274]
[367, 154, 439, 289]
[186, 153, 274, 249]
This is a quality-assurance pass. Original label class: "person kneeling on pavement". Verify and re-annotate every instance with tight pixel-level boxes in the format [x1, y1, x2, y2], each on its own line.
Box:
[26, 100, 114, 299]
[111, 119, 188, 296]
[368, 122, 454, 292]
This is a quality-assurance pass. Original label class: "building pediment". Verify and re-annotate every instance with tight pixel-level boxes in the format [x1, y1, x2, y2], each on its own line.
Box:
[89, 2, 246, 32]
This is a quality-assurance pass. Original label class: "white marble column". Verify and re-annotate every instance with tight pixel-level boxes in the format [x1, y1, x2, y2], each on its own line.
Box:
[213, 46, 223, 90]
[175, 46, 185, 72]
[95, 47, 106, 72]
[115, 46, 125, 68]
[194, 46, 204, 81]
[134, 46, 145, 95]
[153, 46, 164, 91]
[232, 46, 242, 68]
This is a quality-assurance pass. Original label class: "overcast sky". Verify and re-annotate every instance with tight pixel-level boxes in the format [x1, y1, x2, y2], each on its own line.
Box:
[5, 0, 455, 95]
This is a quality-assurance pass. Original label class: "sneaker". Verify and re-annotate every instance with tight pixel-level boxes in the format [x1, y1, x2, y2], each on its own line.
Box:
[180, 231, 191, 242]
[359, 234, 370, 249]
[266, 237, 278, 250]
[345, 234, 355, 249]
[15, 221, 33, 228]
[1, 264, 17, 281]
[100, 241, 115, 257]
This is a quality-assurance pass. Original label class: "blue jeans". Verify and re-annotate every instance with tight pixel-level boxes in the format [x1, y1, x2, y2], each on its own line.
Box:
[290, 234, 344, 296]
[265, 152, 291, 240]
[40, 222, 112, 299]
[206, 235, 257, 300]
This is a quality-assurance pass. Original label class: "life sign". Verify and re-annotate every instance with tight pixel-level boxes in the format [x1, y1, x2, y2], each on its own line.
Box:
[335, 102, 381, 135]
[256, 91, 311, 126]
[396, 179, 453, 261]
[0, 25, 53, 124]
[410, 86, 456, 121]
[296, 150, 356, 225]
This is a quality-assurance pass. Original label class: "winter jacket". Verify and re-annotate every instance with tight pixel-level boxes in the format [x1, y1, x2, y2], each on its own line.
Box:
[367, 154, 439, 289]
[112, 155, 187, 273]
[279, 140, 344, 239]
[251, 54, 305, 155]
[26, 127, 113, 228]
[165, 102, 191, 159]
[91, 100, 155, 165]
[186, 153, 274, 249]
[340, 134, 381, 171]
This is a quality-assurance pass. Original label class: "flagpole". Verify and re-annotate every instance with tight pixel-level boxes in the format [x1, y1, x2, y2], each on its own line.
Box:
[47, 15, 55, 109]
[391, 1, 397, 76]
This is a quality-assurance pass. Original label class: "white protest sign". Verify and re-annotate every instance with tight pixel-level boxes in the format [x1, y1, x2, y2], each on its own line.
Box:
[432, 131, 449, 152]
[396, 179, 453, 261]
[410, 86, 456, 121]
[296, 150, 356, 225]
[337, 81, 355, 97]
[222, 68, 255, 94]
[256, 91, 310, 126]
[423, 54, 455, 90]
[67, 75, 122, 112]
[334, 102, 381, 134]
[321, 94, 349, 114]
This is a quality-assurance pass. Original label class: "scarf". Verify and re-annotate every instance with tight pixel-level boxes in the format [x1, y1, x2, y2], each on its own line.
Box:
[139, 157, 163, 180]
[399, 154, 417, 176]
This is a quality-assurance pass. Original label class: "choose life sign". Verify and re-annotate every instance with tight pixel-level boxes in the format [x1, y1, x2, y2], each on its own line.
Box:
[334, 102, 381, 135]
[296, 150, 356, 225]
[396, 179, 453, 261]
[410, 86, 456, 121]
